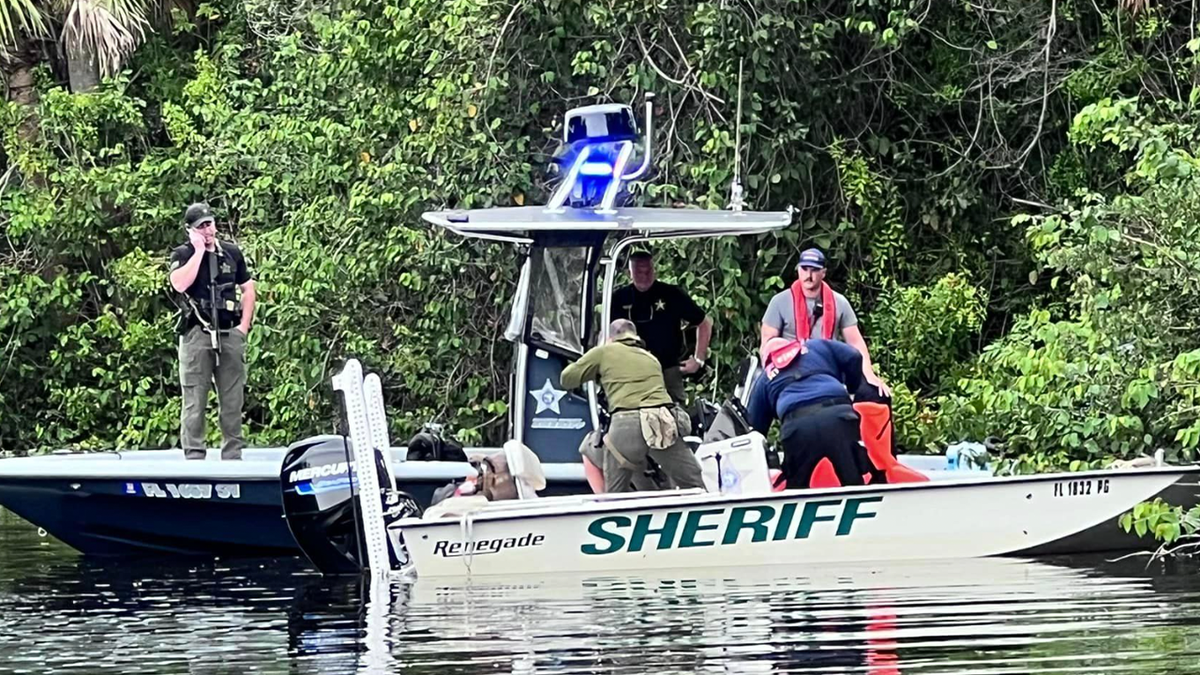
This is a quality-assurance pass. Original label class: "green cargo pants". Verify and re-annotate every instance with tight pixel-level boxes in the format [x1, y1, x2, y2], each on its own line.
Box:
[602, 410, 704, 493]
[179, 325, 247, 460]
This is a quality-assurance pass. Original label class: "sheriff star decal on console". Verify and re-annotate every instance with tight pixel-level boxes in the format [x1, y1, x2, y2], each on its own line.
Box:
[530, 379, 567, 415]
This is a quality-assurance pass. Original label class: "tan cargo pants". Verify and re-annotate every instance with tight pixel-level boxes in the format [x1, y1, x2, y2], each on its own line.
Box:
[179, 325, 247, 460]
[602, 410, 704, 493]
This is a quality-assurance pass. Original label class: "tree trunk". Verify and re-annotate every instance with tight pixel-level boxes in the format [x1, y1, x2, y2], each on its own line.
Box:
[65, 38, 100, 93]
[2, 38, 40, 146]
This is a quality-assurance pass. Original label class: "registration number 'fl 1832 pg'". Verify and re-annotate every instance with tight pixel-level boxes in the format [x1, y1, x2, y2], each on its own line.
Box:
[1052, 478, 1110, 498]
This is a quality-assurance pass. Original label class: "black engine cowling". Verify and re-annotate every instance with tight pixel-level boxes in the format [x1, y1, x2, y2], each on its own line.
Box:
[281, 434, 420, 575]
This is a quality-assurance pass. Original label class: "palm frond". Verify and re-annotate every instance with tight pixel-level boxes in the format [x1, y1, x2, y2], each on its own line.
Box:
[61, 0, 150, 77]
[0, 0, 51, 56]
[1120, 0, 1149, 14]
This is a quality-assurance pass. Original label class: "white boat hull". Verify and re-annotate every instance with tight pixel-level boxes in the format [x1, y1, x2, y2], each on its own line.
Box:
[394, 467, 1200, 578]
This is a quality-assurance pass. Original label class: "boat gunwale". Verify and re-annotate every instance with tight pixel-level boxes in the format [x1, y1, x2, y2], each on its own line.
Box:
[394, 465, 1200, 530]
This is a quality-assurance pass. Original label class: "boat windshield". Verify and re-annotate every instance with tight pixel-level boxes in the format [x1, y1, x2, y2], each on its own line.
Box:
[528, 246, 588, 355]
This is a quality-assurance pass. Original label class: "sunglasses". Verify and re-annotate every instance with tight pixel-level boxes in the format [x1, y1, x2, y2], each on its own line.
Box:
[189, 219, 216, 230]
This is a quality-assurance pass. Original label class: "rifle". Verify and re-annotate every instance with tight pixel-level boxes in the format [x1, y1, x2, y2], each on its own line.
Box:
[207, 248, 222, 367]
[184, 246, 235, 366]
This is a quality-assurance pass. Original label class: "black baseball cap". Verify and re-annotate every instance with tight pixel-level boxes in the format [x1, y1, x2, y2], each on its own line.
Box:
[183, 202, 216, 229]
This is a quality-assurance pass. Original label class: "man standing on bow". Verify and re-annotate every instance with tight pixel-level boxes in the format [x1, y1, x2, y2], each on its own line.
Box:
[169, 202, 256, 460]
[759, 248, 890, 398]
[611, 249, 712, 404]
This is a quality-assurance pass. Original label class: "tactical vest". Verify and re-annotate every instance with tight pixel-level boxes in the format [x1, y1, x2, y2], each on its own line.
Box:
[177, 243, 242, 333]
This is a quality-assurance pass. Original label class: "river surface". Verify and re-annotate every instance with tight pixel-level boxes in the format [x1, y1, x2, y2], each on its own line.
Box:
[2, 508, 1200, 674]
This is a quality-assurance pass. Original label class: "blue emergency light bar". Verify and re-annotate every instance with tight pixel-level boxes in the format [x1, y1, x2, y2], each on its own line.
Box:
[546, 96, 655, 214]
[579, 161, 615, 176]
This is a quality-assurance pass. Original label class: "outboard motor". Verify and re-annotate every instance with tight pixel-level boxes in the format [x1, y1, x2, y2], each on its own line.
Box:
[281, 434, 421, 575]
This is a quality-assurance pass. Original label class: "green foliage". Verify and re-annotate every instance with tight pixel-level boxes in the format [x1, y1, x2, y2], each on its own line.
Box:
[0, 0, 1008, 452]
[2, 0, 1200, 473]
[1120, 498, 1200, 545]
[929, 69, 1200, 470]
[872, 273, 986, 388]
[935, 312, 1161, 471]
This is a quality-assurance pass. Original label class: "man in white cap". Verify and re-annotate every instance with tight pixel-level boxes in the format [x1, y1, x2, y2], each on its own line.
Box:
[759, 248, 890, 398]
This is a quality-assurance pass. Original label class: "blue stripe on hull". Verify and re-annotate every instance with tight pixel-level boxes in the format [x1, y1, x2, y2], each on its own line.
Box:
[0, 475, 590, 557]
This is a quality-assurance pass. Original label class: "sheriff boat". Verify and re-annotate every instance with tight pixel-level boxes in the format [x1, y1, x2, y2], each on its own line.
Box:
[280, 97, 1200, 579]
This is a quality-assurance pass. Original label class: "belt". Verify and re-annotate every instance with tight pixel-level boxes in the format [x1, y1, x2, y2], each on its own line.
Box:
[191, 324, 239, 333]
[611, 404, 675, 415]
[782, 397, 852, 421]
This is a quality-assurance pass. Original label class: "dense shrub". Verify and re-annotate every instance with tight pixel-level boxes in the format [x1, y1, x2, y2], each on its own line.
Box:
[2, 0, 1199, 474]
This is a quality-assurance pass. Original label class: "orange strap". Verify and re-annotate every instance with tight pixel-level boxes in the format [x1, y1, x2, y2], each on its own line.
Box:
[791, 280, 836, 340]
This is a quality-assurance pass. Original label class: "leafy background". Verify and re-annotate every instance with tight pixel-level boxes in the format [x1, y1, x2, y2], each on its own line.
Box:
[3, 0, 1200, 486]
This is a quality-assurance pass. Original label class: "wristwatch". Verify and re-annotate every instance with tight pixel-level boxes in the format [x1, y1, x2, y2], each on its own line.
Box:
[694, 357, 705, 367]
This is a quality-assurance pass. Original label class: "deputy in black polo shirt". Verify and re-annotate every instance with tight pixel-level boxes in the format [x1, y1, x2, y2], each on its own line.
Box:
[611, 250, 712, 403]
[169, 202, 256, 461]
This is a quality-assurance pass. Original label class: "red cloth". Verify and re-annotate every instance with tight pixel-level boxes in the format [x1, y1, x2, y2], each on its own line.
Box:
[791, 280, 837, 340]
[857, 401, 897, 471]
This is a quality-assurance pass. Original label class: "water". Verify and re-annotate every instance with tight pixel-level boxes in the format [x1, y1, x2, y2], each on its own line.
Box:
[3, 508, 1200, 674]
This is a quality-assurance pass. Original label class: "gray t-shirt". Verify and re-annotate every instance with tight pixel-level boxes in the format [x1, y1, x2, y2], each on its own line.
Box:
[762, 288, 858, 341]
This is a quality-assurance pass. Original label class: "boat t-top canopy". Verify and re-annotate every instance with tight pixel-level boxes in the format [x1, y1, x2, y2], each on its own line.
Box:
[422, 205, 792, 244]
[415, 96, 795, 461]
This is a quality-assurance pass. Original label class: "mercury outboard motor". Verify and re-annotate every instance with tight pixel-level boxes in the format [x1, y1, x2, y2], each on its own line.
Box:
[281, 434, 421, 575]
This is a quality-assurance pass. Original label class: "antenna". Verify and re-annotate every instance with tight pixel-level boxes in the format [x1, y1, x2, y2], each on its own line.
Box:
[729, 59, 745, 212]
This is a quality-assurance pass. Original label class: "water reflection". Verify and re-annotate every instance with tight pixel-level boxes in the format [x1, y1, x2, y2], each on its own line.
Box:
[387, 559, 1200, 674]
[2, 508, 1199, 674]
